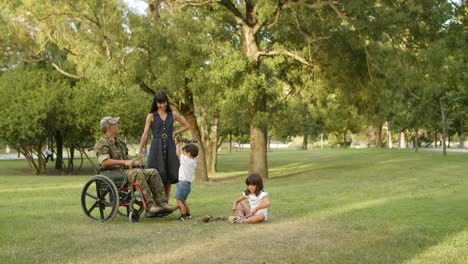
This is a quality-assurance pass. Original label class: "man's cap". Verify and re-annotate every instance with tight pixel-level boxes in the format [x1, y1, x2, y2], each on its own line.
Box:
[100, 116, 120, 130]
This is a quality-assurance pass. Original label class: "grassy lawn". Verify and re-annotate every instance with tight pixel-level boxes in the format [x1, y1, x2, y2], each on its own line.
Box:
[0, 149, 467, 263]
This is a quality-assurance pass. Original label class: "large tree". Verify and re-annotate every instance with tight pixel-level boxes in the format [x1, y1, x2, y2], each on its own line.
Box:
[0, 65, 70, 174]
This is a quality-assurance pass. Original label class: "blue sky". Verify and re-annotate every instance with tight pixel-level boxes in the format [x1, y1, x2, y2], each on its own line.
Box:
[123, 0, 147, 15]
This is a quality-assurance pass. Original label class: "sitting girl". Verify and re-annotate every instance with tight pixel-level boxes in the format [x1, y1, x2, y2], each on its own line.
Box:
[229, 173, 271, 224]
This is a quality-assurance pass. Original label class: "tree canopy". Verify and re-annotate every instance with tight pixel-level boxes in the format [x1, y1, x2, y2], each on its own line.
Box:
[0, 0, 465, 175]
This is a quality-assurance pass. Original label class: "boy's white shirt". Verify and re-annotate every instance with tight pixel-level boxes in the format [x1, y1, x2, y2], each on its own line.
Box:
[178, 154, 196, 182]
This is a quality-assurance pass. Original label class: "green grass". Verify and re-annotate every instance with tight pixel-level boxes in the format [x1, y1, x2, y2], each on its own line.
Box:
[0, 158, 98, 173]
[0, 149, 467, 263]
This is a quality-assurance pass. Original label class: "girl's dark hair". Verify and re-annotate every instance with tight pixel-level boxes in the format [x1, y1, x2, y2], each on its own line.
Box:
[150, 91, 172, 113]
[244, 173, 264, 196]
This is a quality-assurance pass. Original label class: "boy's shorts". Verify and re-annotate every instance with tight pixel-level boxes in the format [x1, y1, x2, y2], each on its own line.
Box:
[175, 181, 191, 201]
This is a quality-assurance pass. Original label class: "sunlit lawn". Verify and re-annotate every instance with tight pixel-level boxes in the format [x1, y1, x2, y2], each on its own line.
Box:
[0, 149, 467, 263]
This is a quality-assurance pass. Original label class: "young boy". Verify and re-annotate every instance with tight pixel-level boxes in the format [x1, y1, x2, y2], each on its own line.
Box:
[175, 141, 198, 221]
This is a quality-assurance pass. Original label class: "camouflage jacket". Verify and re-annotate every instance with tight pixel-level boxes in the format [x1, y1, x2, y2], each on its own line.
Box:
[94, 135, 129, 165]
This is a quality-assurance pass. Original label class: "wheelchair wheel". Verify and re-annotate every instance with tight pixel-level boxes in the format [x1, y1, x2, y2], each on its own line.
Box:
[130, 196, 145, 215]
[128, 209, 140, 222]
[81, 175, 119, 222]
[116, 188, 145, 218]
[116, 190, 132, 218]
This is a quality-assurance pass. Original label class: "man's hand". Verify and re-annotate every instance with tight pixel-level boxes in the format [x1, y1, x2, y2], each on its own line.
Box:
[124, 159, 133, 167]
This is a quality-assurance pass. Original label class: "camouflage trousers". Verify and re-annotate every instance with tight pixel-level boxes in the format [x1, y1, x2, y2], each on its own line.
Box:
[125, 168, 167, 209]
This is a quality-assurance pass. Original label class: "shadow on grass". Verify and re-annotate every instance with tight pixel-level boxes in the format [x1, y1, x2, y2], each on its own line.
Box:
[310, 193, 468, 263]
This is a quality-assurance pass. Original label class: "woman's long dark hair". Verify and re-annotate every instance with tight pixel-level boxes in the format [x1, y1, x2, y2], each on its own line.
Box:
[150, 91, 173, 113]
[244, 173, 264, 196]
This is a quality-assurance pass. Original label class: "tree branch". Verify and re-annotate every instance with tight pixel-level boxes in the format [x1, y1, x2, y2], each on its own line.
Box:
[172, 0, 217, 7]
[280, 1, 346, 22]
[280, 0, 338, 10]
[50, 62, 81, 79]
[137, 80, 156, 95]
[35, 12, 75, 21]
[327, 1, 347, 21]
[267, 8, 281, 28]
[364, 45, 374, 82]
[256, 49, 319, 69]
[169, 0, 245, 24]
[22, 56, 81, 79]
[216, 0, 245, 24]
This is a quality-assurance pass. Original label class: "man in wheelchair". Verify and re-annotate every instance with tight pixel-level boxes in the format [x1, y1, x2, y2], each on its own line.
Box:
[95, 116, 178, 217]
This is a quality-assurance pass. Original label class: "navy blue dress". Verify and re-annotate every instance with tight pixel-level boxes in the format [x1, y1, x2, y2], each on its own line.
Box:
[147, 112, 179, 184]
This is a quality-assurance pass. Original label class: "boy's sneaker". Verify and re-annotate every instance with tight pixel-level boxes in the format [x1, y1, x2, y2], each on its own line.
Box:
[177, 216, 187, 221]
[228, 215, 244, 223]
[186, 215, 192, 220]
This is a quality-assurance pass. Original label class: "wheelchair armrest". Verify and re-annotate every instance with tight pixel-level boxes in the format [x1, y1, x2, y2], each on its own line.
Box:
[97, 165, 145, 173]
[98, 165, 124, 173]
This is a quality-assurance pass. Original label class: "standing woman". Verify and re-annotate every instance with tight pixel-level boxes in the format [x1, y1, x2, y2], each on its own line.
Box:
[138, 91, 190, 199]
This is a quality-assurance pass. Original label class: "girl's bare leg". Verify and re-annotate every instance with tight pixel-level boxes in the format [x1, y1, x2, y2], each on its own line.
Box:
[233, 202, 250, 217]
[245, 213, 265, 223]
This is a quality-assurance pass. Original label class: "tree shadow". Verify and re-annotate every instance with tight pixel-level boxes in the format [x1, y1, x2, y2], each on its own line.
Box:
[313, 193, 467, 263]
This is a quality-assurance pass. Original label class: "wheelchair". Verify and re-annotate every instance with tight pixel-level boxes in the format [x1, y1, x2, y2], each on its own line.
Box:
[80, 166, 146, 222]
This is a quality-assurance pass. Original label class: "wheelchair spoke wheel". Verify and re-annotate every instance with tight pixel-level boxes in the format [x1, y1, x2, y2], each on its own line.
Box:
[117, 190, 132, 217]
[118, 187, 145, 218]
[130, 196, 145, 216]
[81, 175, 119, 222]
[128, 209, 140, 223]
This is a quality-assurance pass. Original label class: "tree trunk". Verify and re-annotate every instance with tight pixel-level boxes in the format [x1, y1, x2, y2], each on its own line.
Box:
[320, 133, 324, 149]
[387, 127, 393, 149]
[434, 131, 438, 148]
[149, 0, 162, 19]
[182, 108, 209, 181]
[208, 116, 219, 174]
[413, 128, 419, 152]
[193, 96, 219, 177]
[77, 147, 84, 171]
[228, 134, 232, 153]
[68, 146, 75, 172]
[249, 126, 268, 179]
[248, 92, 269, 178]
[459, 119, 464, 147]
[303, 134, 308, 150]
[440, 99, 447, 156]
[81, 147, 98, 172]
[241, 17, 268, 178]
[49, 137, 55, 162]
[342, 132, 346, 148]
[199, 115, 218, 177]
[35, 144, 47, 174]
[17, 144, 45, 175]
[267, 135, 271, 152]
[399, 132, 406, 149]
[216, 135, 225, 152]
[375, 123, 383, 148]
[55, 131, 64, 170]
